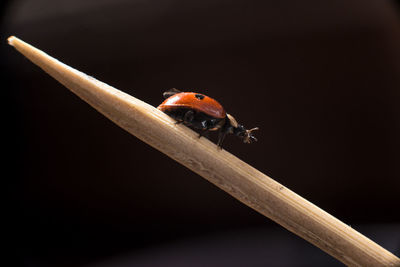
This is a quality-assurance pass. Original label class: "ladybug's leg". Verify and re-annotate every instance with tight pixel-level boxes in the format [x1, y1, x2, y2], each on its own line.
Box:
[198, 129, 209, 139]
[198, 119, 209, 138]
[183, 110, 195, 124]
[174, 110, 194, 125]
[163, 88, 181, 99]
[217, 119, 232, 149]
[217, 131, 227, 149]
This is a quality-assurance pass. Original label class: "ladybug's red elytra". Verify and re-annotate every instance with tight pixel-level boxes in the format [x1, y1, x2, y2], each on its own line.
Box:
[157, 88, 258, 148]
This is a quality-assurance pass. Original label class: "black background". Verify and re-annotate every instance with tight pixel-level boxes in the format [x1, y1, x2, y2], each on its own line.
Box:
[2, 0, 400, 266]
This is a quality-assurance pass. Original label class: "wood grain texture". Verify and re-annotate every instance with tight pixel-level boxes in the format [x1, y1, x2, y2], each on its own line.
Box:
[8, 36, 400, 267]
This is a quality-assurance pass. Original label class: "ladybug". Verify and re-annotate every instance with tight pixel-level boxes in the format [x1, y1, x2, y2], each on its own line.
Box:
[157, 88, 258, 148]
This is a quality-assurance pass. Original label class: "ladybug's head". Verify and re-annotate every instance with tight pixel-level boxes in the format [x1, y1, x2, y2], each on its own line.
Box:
[235, 125, 259, 143]
[226, 114, 258, 144]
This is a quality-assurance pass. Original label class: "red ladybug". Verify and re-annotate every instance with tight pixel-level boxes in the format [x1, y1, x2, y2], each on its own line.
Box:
[157, 88, 258, 148]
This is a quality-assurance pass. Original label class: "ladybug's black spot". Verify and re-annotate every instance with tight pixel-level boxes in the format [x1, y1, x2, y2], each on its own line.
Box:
[195, 94, 205, 100]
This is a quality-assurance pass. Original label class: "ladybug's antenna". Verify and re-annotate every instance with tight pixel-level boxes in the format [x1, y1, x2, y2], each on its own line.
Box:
[233, 124, 258, 144]
[243, 127, 259, 143]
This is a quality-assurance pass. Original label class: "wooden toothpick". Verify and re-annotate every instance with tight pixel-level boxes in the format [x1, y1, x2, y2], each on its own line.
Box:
[8, 36, 400, 267]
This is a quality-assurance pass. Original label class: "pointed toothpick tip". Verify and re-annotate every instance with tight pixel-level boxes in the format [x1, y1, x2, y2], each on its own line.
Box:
[7, 36, 16, 46]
